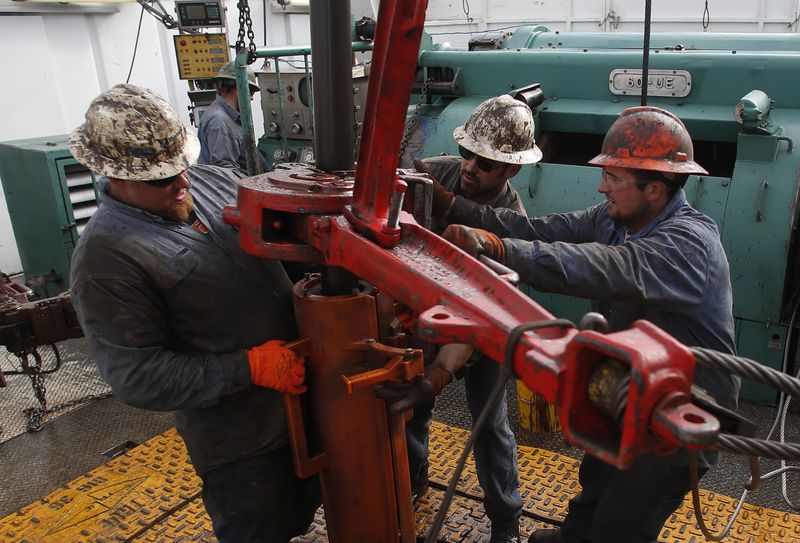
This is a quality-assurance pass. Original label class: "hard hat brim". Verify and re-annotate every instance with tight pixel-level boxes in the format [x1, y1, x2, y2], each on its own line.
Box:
[217, 74, 260, 94]
[454, 124, 542, 165]
[588, 153, 709, 176]
[68, 123, 201, 181]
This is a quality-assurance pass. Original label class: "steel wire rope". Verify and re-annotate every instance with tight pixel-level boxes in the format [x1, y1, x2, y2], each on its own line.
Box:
[693, 348, 800, 399]
[126, 5, 145, 84]
[687, 299, 800, 538]
[422, 319, 575, 543]
[765, 298, 800, 510]
[640, 0, 652, 107]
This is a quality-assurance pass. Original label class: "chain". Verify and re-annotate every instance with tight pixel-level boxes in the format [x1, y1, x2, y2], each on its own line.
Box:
[11, 345, 114, 432]
[399, 76, 431, 164]
[15, 350, 48, 432]
[235, 0, 257, 64]
[24, 391, 114, 432]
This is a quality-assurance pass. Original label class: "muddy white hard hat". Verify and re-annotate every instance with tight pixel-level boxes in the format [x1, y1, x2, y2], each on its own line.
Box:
[453, 94, 543, 165]
[68, 84, 200, 181]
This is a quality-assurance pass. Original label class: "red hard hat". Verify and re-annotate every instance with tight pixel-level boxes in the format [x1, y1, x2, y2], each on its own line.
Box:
[589, 106, 708, 175]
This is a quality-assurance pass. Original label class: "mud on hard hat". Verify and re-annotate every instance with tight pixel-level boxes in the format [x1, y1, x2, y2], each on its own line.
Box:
[589, 106, 708, 176]
[453, 94, 542, 165]
[216, 61, 260, 94]
[68, 84, 200, 181]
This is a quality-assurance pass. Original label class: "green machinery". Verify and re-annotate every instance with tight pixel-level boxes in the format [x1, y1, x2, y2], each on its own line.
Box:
[258, 27, 800, 404]
[255, 42, 373, 166]
[0, 136, 99, 297]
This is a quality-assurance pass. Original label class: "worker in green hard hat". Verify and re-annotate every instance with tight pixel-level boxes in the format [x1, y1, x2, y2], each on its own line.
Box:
[197, 60, 268, 174]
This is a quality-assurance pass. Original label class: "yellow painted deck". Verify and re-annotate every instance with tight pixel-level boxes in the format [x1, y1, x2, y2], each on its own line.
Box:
[2, 422, 798, 543]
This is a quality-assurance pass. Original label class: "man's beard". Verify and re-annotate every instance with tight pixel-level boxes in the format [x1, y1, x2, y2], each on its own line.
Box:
[164, 192, 195, 222]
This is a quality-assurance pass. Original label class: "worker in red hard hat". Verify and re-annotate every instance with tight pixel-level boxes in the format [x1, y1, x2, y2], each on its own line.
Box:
[424, 106, 740, 543]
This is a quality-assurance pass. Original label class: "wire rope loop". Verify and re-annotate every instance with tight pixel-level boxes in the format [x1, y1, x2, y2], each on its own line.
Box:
[503, 319, 575, 375]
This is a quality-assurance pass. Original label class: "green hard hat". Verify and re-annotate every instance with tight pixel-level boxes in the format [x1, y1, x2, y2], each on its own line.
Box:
[216, 61, 259, 93]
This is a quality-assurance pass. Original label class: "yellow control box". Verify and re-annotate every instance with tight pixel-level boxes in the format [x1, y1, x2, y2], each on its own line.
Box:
[173, 33, 229, 79]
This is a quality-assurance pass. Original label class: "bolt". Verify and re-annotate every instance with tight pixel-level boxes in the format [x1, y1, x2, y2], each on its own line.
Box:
[315, 218, 331, 232]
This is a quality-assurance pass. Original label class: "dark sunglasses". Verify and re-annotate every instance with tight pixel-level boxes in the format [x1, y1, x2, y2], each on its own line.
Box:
[142, 174, 180, 188]
[458, 145, 500, 173]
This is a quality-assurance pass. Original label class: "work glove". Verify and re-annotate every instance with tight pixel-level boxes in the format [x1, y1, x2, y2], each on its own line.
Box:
[443, 224, 506, 263]
[413, 159, 455, 218]
[374, 362, 454, 413]
[247, 340, 307, 394]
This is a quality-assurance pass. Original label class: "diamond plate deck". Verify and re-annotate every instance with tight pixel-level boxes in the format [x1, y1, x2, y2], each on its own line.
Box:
[1, 422, 798, 543]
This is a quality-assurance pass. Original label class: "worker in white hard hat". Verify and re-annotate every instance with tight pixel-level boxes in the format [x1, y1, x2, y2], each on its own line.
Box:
[197, 60, 269, 173]
[68, 83, 319, 543]
[389, 94, 542, 543]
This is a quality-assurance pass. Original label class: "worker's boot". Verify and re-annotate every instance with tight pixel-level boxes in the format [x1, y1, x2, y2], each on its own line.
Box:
[528, 528, 565, 543]
[490, 521, 520, 543]
[411, 476, 430, 504]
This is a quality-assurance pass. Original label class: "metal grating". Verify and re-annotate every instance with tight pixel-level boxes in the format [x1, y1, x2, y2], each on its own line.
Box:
[2, 421, 799, 543]
[0, 338, 110, 444]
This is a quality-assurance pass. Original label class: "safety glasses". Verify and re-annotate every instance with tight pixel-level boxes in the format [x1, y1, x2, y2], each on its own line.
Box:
[142, 174, 180, 188]
[458, 145, 500, 173]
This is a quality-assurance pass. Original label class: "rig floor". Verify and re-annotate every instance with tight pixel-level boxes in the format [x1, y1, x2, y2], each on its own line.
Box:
[1, 340, 799, 542]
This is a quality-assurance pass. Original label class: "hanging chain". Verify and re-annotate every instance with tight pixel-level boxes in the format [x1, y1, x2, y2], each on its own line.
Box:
[20, 351, 47, 432]
[399, 76, 432, 164]
[236, 0, 258, 64]
[702, 0, 710, 31]
[11, 345, 114, 432]
[24, 391, 114, 433]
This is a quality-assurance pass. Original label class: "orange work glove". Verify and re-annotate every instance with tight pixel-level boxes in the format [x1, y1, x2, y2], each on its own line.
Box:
[443, 224, 506, 263]
[247, 340, 307, 394]
[413, 159, 455, 218]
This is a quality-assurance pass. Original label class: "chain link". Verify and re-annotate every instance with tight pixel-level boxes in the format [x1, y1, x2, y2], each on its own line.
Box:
[236, 0, 258, 65]
[398, 77, 431, 164]
[8, 346, 114, 432]
[24, 354, 47, 431]
[24, 391, 114, 432]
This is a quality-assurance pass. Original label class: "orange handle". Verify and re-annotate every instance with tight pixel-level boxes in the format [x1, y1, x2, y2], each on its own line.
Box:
[282, 337, 326, 478]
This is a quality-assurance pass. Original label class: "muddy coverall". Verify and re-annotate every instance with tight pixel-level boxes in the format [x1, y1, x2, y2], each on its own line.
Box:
[448, 189, 741, 543]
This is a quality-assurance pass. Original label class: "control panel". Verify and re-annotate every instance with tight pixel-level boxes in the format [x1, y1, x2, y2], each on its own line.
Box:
[175, 0, 224, 29]
[258, 67, 369, 144]
[173, 33, 229, 79]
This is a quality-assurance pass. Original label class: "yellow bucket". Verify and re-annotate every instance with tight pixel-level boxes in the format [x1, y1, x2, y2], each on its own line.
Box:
[516, 379, 560, 432]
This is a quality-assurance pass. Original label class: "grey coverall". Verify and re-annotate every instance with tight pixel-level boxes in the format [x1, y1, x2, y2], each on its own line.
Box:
[70, 165, 318, 542]
[407, 155, 526, 532]
[448, 189, 741, 542]
[197, 95, 269, 173]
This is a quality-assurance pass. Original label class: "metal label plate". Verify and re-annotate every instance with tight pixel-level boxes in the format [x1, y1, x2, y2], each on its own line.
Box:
[609, 69, 692, 98]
